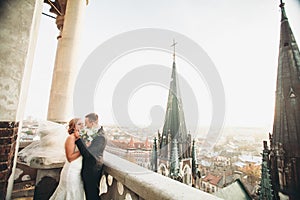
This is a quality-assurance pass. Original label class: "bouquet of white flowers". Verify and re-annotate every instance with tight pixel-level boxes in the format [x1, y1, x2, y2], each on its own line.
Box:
[80, 127, 99, 143]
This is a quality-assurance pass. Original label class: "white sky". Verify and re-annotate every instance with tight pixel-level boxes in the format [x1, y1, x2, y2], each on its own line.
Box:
[25, 0, 300, 131]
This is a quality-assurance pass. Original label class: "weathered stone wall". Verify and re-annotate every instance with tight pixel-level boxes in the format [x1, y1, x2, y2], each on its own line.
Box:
[0, 0, 43, 199]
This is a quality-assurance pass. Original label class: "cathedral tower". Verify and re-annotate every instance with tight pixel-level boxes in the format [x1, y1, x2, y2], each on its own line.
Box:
[266, 1, 300, 199]
[155, 40, 196, 185]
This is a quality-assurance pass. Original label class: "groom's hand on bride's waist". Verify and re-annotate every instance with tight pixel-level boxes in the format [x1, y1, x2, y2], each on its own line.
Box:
[86, 141, 92, 147]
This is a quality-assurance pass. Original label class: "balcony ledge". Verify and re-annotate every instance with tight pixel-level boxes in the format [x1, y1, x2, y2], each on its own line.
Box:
[103, 152, 223, 200]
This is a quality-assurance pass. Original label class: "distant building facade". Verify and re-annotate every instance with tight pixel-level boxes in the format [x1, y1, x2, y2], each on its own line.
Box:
[106, 137, 152, 169]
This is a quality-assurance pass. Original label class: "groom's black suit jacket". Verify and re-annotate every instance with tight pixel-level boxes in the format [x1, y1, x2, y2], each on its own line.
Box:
[75, 127, 107, 200]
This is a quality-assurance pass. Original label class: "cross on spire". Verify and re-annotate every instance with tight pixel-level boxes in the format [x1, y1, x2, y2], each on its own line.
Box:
[171, 39, 177, 62]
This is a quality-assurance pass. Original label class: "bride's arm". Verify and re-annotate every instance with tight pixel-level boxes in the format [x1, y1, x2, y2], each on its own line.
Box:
[65, 135, 81, 162]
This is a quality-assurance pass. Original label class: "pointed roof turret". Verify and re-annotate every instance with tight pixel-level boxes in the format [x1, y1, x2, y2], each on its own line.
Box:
[192, 139, 197, 179]
[144, 137, 151, 149]
[170, 139, 180, 179]
[160, 40, 188, 159]
[151, 137, 158, 172]
[259, 141, 273, 200]
[128, 136, 135, 149]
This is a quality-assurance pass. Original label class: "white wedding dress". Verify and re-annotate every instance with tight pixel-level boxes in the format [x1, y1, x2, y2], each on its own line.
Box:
[49, 155, 85, 200]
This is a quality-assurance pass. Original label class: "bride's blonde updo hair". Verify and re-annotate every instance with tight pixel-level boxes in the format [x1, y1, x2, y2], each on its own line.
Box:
[68, 118, 81, 135]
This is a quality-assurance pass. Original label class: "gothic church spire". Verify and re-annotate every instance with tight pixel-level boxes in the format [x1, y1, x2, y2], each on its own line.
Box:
[160, 40, 188, 161]
[269, 1, 300, 199]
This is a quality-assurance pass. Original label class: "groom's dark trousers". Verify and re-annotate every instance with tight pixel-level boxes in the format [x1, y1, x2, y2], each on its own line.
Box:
[75, 128, 107, 200]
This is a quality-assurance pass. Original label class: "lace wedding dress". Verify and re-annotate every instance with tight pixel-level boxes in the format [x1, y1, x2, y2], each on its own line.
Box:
[49, 155, 85, 200]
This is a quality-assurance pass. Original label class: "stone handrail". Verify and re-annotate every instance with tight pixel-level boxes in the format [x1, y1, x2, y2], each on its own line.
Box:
[101, 152, 223, 200]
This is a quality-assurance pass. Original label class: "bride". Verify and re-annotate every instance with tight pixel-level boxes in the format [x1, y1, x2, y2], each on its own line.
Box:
[49, 118, 85, 200]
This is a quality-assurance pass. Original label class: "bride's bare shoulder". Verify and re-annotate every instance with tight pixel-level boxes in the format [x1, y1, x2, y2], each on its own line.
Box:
[65, 134, 76, 144]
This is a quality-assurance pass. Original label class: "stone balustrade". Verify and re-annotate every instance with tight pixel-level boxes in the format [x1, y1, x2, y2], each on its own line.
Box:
[100, 152, 223, 200]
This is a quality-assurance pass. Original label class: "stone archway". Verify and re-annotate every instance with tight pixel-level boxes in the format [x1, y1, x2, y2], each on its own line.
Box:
[158, 163, 168, 177]
[182, 165, 192, 186]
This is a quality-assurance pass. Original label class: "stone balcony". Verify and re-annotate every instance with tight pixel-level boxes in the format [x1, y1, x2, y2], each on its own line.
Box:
[15, 120, 223, 199]
[15, 150, 222, 200]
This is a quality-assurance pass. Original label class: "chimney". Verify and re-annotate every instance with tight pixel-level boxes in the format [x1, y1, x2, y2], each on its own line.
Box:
[223, 170, 226, 187]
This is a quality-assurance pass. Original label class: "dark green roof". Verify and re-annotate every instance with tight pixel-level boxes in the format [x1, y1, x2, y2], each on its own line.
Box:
[214, 179, 252, 200]
[161, 61, 188, 144]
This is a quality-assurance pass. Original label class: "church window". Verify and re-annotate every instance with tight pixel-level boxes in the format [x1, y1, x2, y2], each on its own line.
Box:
[289, 87, 296, 98]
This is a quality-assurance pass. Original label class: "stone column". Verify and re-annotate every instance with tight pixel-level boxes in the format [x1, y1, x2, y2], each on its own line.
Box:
[47, 0, 86, 123]
[0, 0, 43, 199]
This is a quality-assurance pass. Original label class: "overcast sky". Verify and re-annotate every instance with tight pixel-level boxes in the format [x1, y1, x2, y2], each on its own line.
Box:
[25, 0, 300, 132]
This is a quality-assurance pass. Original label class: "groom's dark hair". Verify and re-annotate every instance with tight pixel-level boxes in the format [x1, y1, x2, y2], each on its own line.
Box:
[85, 113, 98, 122]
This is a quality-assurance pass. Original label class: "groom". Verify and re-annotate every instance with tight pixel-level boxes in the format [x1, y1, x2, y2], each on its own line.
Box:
[75, 113, 107, 200]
